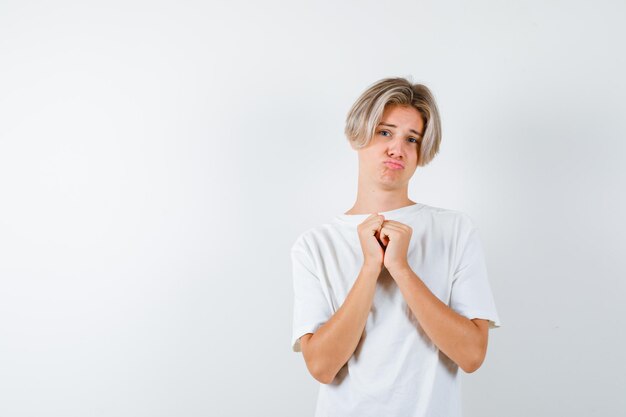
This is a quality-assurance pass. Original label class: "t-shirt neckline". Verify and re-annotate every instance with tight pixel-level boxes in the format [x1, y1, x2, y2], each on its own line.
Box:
[333, 202, 425, 225]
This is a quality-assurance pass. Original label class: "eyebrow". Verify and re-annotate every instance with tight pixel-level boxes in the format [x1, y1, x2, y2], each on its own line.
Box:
[378, 122, 423, 138]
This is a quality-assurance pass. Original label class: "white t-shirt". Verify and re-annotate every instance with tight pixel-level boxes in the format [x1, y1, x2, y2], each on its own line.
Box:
[290, 202, 501, 417]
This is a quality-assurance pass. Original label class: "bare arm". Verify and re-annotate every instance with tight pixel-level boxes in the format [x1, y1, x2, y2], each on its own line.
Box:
[300, 263, 381, 384]
[389, 265, 489, 373]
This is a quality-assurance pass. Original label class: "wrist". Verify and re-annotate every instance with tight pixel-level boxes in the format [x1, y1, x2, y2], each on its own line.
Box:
[386, 262, 411, 276]
[362, 261, 383, 274]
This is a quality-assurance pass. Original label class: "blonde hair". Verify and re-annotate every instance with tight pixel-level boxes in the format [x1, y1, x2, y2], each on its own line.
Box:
[344, 76, 442, 167]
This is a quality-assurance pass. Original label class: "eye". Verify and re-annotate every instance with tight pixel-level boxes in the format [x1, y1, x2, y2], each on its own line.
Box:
[378, 130, 420, 145]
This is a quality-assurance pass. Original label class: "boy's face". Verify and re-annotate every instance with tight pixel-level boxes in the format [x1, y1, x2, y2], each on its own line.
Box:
[357, 104, 424, 190]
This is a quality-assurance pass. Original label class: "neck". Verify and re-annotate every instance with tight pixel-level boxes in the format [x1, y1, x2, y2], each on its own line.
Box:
[345, 179, 414, 215]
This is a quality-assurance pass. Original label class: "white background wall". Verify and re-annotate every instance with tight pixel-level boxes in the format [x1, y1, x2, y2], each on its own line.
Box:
[1, 1, 625, 416]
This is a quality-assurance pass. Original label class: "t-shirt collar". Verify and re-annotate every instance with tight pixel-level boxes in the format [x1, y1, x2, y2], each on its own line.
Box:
[333, 202, 425, 226]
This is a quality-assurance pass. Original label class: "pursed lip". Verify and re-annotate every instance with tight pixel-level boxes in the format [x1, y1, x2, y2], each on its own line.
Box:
[384, 159, 405, 169]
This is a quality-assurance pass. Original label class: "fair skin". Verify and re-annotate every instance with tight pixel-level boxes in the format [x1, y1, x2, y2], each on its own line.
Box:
[300, 104, 490, 383]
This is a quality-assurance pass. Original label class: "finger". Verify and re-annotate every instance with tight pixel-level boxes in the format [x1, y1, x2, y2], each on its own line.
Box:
[373, 218, 385, 235]
[380, 226, 393, 241]
[381, 222, 410, 234]
[380, 230, 390, 246]
[381, 220, 411, 233]
[381, 220, 404, 229]
[369, 216, 385, 232]
[361, 215, 384, 235]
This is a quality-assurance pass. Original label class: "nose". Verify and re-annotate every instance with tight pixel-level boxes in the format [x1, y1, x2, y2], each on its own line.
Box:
[387, 137, 405, 158]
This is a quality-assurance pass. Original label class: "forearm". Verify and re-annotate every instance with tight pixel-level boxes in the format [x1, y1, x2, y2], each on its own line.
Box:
[307, 263, 381, 383]
[389, 265, 485, 373]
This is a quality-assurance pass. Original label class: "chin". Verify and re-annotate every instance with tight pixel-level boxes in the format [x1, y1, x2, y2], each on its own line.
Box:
[379, 175, 407, 187]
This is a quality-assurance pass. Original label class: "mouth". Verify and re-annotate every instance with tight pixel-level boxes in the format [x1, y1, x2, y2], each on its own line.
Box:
[384, 160, 404, 170]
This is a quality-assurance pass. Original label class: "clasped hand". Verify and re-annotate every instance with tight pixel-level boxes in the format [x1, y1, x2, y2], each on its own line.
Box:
[357, 214, 412, 273]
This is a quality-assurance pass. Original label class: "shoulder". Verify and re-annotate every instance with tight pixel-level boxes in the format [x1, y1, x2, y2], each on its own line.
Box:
[290, 222, 337, 253]
[417, 203, 476, 232]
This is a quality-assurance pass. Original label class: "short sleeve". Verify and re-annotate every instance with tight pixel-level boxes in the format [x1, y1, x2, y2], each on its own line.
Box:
[449, 216, 502, 329]
[290, 237, 333, 352]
